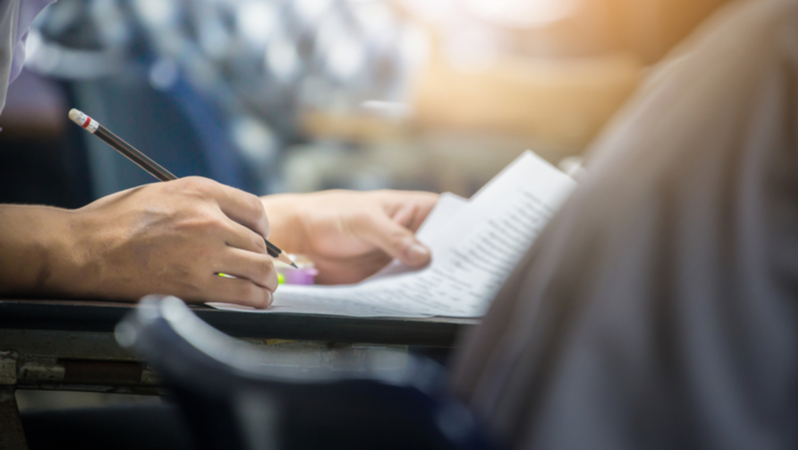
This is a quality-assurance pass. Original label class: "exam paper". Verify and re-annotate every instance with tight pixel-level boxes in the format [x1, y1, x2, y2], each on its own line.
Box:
[368, 192, 468, 280]
[210, 151, 577, 318]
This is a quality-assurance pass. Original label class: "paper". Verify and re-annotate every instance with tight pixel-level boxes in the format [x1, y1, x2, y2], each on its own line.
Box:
[368, 192, 468, 279]
[210, 151, 577, 318]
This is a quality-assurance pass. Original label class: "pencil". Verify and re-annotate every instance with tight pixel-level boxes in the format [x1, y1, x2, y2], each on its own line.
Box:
[68, 108, 298, 269]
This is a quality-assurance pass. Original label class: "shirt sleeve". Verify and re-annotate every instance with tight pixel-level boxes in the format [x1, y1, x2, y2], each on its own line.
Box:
[0, 0, 56, 115]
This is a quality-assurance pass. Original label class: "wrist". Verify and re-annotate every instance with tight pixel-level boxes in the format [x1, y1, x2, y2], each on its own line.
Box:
[0, 205, 87, 296]
[36, 207, 96, 297]
[53, 208, 101, 297]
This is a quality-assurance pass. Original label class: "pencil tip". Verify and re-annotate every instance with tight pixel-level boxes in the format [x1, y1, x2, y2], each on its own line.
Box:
[275, 251, 298, 269]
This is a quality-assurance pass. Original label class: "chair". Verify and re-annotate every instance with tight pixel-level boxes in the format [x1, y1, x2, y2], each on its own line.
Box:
[115, 295, 499, 450]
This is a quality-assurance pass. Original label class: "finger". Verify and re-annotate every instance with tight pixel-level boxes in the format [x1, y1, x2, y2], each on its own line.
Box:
[391, 201, 423, 230]
[222, 219, 268, 255]
[352, 212, 432, 267]
[406, 193, 439, 231]
[207, 276, 274, 309]
[379, 191, 439, 231]
[197, 179, 270, 238]
[215, 248, 279, 291]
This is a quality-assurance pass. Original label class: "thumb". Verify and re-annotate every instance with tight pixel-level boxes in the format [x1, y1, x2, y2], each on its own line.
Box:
[356, 213, 432, 267]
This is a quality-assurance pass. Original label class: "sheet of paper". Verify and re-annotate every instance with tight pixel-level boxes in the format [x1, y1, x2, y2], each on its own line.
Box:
[412, 192, 470, 244]
[368, 192, 468, 280]
[210, 151, 577, 318]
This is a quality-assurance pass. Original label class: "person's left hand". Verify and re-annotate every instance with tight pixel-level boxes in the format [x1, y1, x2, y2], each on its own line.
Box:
[262, 190, 439, 284]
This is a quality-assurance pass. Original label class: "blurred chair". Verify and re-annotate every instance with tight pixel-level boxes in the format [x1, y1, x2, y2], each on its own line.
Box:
[116, 295, 499, 450]
[71, 74, 252, 198]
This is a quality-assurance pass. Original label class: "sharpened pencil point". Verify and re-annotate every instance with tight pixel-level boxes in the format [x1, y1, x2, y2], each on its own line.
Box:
[275, 251, 297, 269]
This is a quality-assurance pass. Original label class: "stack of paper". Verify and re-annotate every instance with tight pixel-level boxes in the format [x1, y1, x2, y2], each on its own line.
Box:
[211, 151, 576, 318]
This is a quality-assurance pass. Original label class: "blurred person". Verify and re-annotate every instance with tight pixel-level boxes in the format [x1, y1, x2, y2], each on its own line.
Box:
[0, 0, 437, 306]
[451, 0, 797, 449]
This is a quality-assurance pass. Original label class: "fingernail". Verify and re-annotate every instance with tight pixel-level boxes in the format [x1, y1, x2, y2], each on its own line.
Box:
[406, 242, 431, 265]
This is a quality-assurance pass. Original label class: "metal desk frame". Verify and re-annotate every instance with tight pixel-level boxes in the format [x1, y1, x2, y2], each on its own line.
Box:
[0, 299, 477, 450]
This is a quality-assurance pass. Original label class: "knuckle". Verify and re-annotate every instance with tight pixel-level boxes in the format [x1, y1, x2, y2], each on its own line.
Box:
[231, 190, 268, 229]
[391, 234, 412, 251]
[182, 177, 218, 195]
[252, 235, 267, 253]
[388, 225, 411, 242]
[179, 176, 202, 189]
[247, 194, 269, 231]
[247, 193, 264, 212]
[252, 287, 272, 309]
[258, 257, 275, 279]
[188, 213, 225, 234]
[248, 285, 272, 309]
[232, 190, 260, 210]
[263, 290, 274, 308]
[266, 269, 279, 292]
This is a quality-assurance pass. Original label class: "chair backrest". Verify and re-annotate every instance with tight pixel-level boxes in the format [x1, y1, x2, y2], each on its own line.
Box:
[116, 295, 499, 450]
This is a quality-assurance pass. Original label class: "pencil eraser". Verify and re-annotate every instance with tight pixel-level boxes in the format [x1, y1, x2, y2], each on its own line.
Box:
[68, 108, 84, 124]
[68, 108, 99, 133]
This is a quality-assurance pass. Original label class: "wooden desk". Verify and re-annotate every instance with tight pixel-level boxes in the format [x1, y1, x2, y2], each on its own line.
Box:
[0, 298, 478, 449]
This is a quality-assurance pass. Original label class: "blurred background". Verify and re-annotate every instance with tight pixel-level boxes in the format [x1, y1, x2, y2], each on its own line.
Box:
[0, 0, 730, 207]
[3, 0, 736, 416]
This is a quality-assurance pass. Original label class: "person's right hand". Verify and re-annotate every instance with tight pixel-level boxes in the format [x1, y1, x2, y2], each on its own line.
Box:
[58, 177, 278, 307]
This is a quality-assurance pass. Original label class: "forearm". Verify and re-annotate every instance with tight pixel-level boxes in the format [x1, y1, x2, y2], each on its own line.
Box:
[0, 204, 82, 296]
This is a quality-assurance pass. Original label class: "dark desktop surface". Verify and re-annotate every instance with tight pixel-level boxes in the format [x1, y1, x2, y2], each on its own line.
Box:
[0, 298, 476, 348]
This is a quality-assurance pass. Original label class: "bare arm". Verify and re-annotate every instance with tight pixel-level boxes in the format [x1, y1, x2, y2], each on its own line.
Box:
[0, 204, 77, 296]
[0, 177, 278, 307]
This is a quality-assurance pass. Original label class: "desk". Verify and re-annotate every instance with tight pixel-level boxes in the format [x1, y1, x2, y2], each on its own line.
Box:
[0, 298, 478, 450]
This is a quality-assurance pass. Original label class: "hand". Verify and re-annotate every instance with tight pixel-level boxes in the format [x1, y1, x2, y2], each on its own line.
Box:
[32, 177, 277, 307]
[262, 190, 439, 284]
